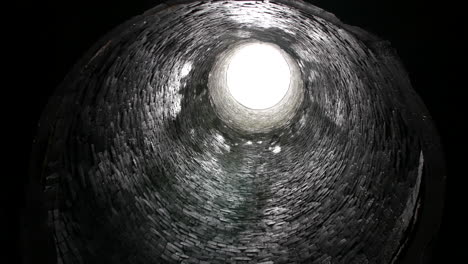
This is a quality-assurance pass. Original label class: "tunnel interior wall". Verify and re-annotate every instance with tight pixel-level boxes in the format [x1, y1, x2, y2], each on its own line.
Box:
[28, 1, 445, 263]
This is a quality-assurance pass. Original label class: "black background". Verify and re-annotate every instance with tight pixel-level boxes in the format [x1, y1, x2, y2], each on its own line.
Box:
[11, 0, 461, 263]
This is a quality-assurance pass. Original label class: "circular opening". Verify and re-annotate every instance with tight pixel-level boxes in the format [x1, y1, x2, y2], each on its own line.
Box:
[226, 43, 291, 110]
[209, 40, 303, 134]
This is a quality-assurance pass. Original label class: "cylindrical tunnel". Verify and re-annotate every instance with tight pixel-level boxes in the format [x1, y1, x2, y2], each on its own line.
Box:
[28, 0, 445, 263]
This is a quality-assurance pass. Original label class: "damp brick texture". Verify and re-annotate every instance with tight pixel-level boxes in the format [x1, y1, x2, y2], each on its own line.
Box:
[31, 0, 444, 263]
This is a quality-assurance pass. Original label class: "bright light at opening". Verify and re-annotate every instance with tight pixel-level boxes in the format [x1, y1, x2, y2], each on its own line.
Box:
[227, 43, 291, 110]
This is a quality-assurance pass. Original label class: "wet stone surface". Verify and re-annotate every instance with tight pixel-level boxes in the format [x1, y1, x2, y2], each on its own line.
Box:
[33, 0, 443, 263]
